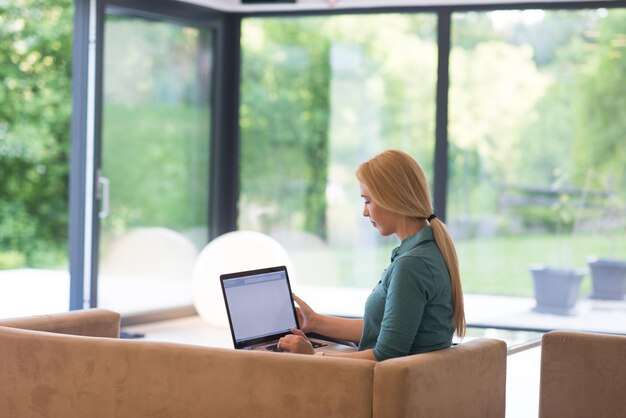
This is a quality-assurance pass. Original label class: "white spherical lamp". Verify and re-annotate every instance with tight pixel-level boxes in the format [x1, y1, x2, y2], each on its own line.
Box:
[192, 230, 294, 327]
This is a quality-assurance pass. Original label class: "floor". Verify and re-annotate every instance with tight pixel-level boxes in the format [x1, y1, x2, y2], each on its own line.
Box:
[506, 346, 542, 418]
[123, 315, 544, 418]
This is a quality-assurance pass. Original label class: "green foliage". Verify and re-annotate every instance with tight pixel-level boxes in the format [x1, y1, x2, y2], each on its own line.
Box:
[574, 9, 626, 194]
[450, 39, 550, 188]
[512, 198, 578, 234]
[99, 17, 211, 244]
[240, 15, 439, 239]
[240, 18, 331, 237]
[102, 103, 210, 233]
[2, 4, 626, 294]
[0, 250, 26, 269]
[509, 10, 591, 68]
[449, 8, 626, 246]
[453, 12, 504, 50]
[0, 0, 72, 268]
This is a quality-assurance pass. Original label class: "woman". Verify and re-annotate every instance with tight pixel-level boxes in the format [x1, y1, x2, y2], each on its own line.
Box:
[278, 150, 465, 361]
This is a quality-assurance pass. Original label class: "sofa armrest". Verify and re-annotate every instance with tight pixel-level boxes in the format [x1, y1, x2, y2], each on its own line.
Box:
[373, 338, 507, 418]
[0, 309, 121, 338]
[539, 331, 626, 418]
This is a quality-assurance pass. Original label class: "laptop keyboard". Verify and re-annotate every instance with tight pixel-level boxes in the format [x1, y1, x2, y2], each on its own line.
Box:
[265, 340, 327, 352]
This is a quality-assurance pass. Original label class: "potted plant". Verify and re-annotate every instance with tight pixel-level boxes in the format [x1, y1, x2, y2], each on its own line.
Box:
[587, 187, 626, 301]
[530, 265, 585, 315]
[587, 258, 626, 300]
[529, 177, 586, 315]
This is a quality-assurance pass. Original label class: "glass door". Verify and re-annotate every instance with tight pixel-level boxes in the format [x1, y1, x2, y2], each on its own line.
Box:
[97, 11, 213, 315]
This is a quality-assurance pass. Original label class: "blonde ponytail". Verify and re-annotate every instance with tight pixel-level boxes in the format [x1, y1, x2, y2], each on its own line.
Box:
[430, 217, 466, 338]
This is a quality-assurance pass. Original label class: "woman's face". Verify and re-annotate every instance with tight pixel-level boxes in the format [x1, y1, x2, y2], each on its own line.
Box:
[360, 182, 399, 237]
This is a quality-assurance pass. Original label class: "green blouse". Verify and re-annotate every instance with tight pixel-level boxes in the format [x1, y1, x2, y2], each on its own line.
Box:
[358, 226, 455, 361]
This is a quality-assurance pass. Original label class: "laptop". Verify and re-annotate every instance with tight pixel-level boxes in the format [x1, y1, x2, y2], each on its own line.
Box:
[220, 265, 356, 354]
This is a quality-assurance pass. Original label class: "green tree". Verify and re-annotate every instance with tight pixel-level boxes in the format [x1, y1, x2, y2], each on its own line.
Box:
[453, 12, 504, 50]
[240, 15, 439, 240]
[448, 39, 550, 220]
[240, 18, 331, 238]
[324, 14, 437, 170]
[0, 0, 73, 267]
[101, 17, 210, 236]
[510, 10, 590, 68]
[574, 9, 626, 192]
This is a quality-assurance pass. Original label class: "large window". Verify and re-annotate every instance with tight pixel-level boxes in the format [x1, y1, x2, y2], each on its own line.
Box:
[239, 14, 438, 296]
[239, 8, 626, 333]
[0, 0, 73, 317]
[3, 1, 625, 331]
[449, 9, 626, 329]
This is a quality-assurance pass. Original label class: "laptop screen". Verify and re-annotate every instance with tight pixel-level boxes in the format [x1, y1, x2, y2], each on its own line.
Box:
[221, 266, 298, 349]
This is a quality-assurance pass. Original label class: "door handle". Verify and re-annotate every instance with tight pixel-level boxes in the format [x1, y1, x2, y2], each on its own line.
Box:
[97, 175, 110, 219]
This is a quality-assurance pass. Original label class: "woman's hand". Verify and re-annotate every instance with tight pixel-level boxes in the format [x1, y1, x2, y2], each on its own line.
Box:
[277, 328, 315, 355]
[292, 293, 316, 333]
[291, 294, 363, 345]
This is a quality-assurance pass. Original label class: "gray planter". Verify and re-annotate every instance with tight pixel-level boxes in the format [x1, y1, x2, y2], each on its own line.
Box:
[529, 266, 585, 315]
[588, 258, 626, 301]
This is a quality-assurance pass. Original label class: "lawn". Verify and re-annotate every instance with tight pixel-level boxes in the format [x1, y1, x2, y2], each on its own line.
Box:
[329, 231, 625, 297]
[454, 231, 624, 296]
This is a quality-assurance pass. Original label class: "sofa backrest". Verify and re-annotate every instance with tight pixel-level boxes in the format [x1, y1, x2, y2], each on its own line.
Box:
[0, 326, 375, 418]
[0, 308, 121, 338]
[373, 338, 507, 418]
[539, 330, 626, 418]
[1, 310, 508, 418]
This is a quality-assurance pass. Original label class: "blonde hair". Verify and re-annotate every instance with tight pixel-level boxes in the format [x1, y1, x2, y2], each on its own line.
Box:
[356, 149, 466, 338]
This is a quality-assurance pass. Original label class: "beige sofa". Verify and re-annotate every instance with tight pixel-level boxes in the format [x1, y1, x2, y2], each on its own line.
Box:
[539, 330, 626, 418]
[0, 309, 506, 418]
